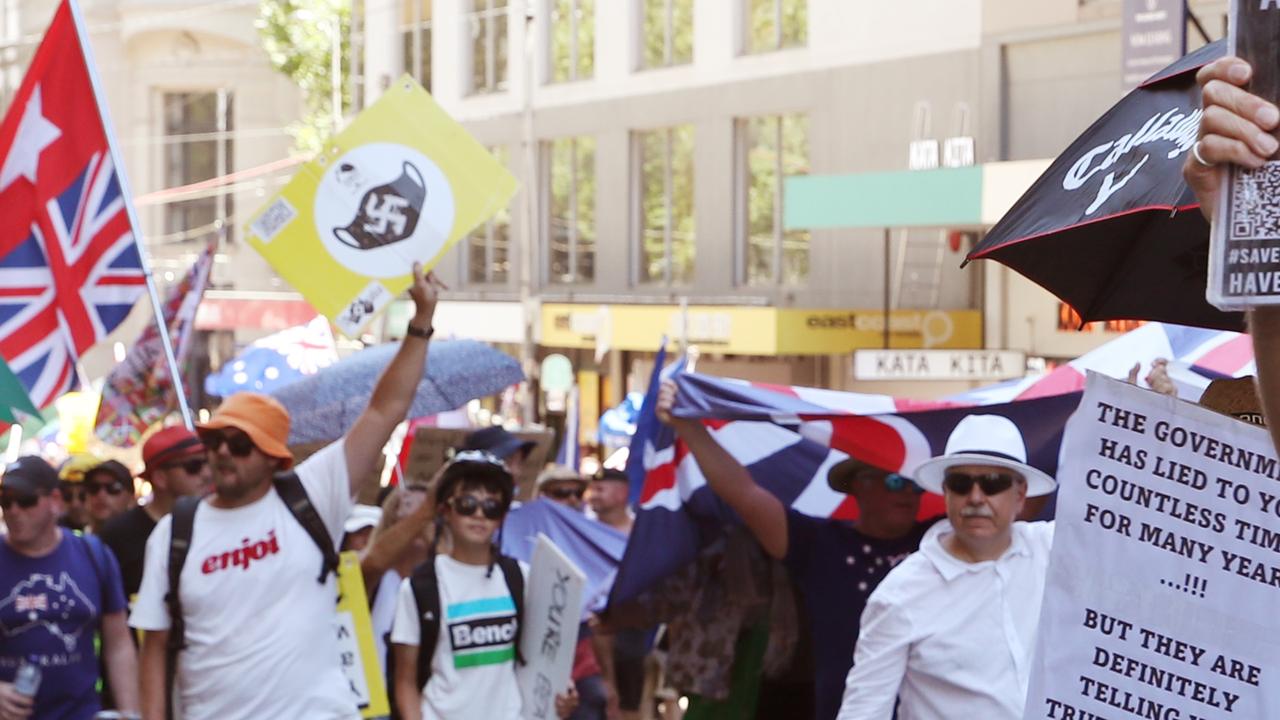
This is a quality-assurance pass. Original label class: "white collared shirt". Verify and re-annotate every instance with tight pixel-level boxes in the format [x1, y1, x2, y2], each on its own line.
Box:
[837, 520, 1055, 720]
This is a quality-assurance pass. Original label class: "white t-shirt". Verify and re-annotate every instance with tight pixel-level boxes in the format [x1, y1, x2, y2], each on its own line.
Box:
[390, 555, 524, 720]
[370, 569, 403, 675]
[130, 441, 359, 720]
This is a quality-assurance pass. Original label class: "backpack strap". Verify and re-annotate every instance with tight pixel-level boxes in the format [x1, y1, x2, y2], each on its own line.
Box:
[495, 556, 526, 667]
[165, 496, 200, 720]
[73, 531, 108, 622]
[273, 471, 339, 584]
[409, 558, 442, 691]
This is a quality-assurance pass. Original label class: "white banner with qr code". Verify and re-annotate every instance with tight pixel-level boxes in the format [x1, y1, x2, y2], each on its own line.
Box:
[1206, 2, 1280, 310]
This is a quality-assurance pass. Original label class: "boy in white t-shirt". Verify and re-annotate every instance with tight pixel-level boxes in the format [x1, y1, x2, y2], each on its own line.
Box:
[390, 452, 578, 720]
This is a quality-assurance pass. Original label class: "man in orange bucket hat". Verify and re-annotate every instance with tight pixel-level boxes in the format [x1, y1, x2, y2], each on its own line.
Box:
[130, 264, 443, 720]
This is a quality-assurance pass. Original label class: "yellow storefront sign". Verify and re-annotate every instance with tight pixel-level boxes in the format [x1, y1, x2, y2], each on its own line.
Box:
[541, 305, 981, 355]
[245, 76, 517, 337]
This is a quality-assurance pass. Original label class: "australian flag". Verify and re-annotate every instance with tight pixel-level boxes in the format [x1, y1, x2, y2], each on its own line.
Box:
[608, 356, 1083, 606]
[0, 0, 147, 408]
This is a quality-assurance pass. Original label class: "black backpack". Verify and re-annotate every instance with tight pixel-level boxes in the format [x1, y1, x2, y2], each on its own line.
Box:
[405, 554, 525, 691]
[163, 471, 339, 720]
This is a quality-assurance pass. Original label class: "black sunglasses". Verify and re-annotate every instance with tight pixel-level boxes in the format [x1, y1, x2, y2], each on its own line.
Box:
[943, 471, 1017, 497]
[61, 484, 87, 503]
[547, 486, 585, 500]
[201, 431, 256, 458]
[86, 481, 125, 497]
[165, 457, 208, 475]
[0, 493, 40, 510]
[451, 494, 505, 520]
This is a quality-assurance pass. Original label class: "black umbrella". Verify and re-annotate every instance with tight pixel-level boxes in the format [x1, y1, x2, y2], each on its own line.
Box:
[966, 40, 1241, 331]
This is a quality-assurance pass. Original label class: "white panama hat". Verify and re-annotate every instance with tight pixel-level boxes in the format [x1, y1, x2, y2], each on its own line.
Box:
[912, 414, 1057, 497]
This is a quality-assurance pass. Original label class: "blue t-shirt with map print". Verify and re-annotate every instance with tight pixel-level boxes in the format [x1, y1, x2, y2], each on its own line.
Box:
[0, 528, 127, 720]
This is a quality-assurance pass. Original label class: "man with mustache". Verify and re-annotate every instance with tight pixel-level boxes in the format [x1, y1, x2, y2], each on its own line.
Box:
[836, 414, 1057, 720]
[128, 264, 442, 720]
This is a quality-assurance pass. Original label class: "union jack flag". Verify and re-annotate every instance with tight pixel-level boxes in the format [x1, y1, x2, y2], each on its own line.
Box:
[0, 0, 146, 409]
[15, 593, 48, 612]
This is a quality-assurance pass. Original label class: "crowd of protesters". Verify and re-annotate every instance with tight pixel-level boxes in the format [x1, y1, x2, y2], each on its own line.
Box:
[2, 63, 1280, 718]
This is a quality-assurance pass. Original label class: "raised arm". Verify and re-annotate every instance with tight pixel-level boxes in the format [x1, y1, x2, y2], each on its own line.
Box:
[344, 264, 442, 494]
[655, 379, 788, 558]
[1183, 57, 1280, 451]
[361, 493, 435, 596]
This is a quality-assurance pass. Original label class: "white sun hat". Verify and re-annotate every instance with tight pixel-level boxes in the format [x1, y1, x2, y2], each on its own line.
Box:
[343, 504, 383, 534]
[912, 414, 1057, 497]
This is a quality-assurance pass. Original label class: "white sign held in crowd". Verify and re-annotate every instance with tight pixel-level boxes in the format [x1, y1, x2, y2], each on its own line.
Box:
[517, 534, 586, 720]
[1025, 373, 1280, 719]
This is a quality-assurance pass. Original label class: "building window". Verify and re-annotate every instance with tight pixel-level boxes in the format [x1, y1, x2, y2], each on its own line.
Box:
[636, 126, 695, 285]
[469, 0, 508, 94]
[739, 113, 808, 285]
[744, 0, 806, 54]
[401, 0, 432, 90]
[468, 146, 511, 284]
[639, 0, 693, 69]
[550, 0, 594, 83]
[164, 91, 233, 245]
[547, 137, 596, 284]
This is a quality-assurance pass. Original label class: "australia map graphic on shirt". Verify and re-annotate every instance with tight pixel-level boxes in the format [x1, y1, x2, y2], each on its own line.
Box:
[0, 572, 96, 652]
[446, 595, 518, 670]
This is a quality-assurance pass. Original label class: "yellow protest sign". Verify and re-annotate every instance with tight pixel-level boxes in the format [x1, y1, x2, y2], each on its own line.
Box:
[245, 76, 517, 337]
[336, 551, 390, 718]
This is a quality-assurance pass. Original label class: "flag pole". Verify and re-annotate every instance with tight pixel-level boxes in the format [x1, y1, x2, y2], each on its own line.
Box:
[66, 0, 194, 430]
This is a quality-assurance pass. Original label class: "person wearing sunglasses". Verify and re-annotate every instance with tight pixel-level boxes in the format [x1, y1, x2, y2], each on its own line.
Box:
[129, 264, 443, 720]
[0, 455, 140, 720]
[654, 379, 940, 720]
[100, 427, 212, 601]
[838, 414, 1057, 720]
[535, 466, 589, 512]
[82, 460, 136, 536]
[390, 451, 579, 720]
[56, 453, 102, 532]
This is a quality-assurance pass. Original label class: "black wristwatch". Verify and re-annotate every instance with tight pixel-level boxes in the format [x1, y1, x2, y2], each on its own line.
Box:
[405, 324, 434, 340]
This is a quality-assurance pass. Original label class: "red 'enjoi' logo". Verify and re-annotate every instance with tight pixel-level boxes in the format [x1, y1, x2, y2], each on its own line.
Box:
[200, 530, 281, 574]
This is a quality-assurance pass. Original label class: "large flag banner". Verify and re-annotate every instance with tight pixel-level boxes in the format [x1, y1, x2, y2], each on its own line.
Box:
[1024, 374, 1280, 719]
[0, 0, 147, 409]
[244, 75, 517, 337]
[0, 357, 40, 426]
[609, 368, 1081, 606]
[95, 240, 214, 445]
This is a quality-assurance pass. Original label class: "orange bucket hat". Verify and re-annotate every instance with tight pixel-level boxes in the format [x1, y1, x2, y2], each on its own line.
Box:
[197, 392, 294, 469]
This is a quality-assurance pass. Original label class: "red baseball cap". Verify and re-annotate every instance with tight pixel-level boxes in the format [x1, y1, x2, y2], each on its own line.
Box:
[142, 426, 205, 477]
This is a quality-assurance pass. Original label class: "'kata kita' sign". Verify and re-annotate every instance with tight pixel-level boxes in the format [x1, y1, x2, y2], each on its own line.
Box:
[854, 349, 1026, 381]
[1024, 374, 1280, 719]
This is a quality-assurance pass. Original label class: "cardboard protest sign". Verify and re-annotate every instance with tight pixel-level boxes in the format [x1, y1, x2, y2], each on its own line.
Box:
[1024, 374, 1280, 719]
[245, 75, 517, 337]
[401, 425, 553, 501]
[517, 534, 586, 720]
[335, 551, 390, 718]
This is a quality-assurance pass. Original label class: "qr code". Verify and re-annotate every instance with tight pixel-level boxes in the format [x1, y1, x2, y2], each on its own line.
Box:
[250, 198, 297, 242]
[1229, 161, 1280, 241]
